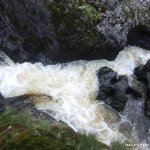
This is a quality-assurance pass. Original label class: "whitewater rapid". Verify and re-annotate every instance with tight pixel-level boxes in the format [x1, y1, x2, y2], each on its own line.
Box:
[0, 46, 150, 146]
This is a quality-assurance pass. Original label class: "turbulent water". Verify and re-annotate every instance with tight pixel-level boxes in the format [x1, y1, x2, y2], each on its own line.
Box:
[0, 46, 150, 148]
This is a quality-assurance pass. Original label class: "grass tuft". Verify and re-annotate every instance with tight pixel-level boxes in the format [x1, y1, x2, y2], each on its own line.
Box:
[111, 141, 127, 150]
[0, 107, 126, 150]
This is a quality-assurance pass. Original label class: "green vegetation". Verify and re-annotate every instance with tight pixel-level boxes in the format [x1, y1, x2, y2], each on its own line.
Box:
[44, 0, 101, 58]
[111, 141, 127, 150]
[0, 107, 126, 150]
[0, 107, 105, 150]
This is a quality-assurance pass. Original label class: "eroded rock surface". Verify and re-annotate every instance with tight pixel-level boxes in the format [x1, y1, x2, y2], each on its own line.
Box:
[0, 0, 60, 63]
[96, 67, 130, 112]
[0, 0, 150, 63]
[134, 60, 150, 118]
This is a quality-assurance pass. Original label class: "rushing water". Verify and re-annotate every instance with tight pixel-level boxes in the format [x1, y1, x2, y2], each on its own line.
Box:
[0, 46, 150, 148]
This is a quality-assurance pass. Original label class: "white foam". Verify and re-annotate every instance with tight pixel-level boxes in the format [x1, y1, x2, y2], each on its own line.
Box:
[0, 46, 150, 145]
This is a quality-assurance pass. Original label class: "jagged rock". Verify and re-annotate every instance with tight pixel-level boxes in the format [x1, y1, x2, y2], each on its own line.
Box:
[134, 60, 150, 118]
[96, 0, 150, 53]
[96, 67, 130, 112]
[0, 94, 57, 123]
[45, 0, 150, 61]
[0, 93, 5, 113]
[0, 0, 150, 63]
[128, 76, 146, 98]
[0, 0, 61, 63]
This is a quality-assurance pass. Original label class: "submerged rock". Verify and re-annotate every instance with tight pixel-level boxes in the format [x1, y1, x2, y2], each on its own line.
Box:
[0, 94, 58, 123]
[119, 122, 133, 137]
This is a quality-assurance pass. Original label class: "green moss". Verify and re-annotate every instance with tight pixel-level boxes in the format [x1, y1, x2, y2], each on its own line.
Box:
[44, 0, 101, 57]
[111, 141, 127, 150]
[0, 107, 47, 131]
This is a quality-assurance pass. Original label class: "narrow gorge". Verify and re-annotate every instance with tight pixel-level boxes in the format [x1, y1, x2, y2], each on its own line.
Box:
[0, 0, 150, 150]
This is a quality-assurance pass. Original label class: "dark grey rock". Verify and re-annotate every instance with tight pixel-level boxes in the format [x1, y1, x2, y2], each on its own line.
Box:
[127, 25, 150, 51]
[0, 93, 5, 113]
[96, 66, 140, 112]
[134, 60, 150, 118]
[96, 0, 150, 53]
[0, 0, 61, 63]
[0, 0, 150, 64]
[119, 122, 133, 137]
[96, 67, 129, 111]
[0, 94, 58, 123]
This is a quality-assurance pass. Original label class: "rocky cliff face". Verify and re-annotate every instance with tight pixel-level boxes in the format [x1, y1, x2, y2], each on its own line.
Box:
[0, 0, 150, 63]
[0, 0, 60, 63]
[134, 60, 150, 118]
[97, 0, 150, 50]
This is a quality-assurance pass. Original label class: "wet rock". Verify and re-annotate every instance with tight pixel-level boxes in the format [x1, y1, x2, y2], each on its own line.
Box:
[119, 122, 133, 137]
[134, 63, 150, 83]
[134, 60, 150, 118]
[121, 96, 150, 142]
[1, 94, 57, 123]
[128, 77, 146, 98]
[99, 104, 120, 124]
[111, 76, 129, 111]
[97, 67, 118, 85]
[0, 93, 5, 113]
[96, 67, 131, 112]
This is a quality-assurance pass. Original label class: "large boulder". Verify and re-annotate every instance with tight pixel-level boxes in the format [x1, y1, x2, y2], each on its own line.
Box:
[96, 66, 143, 112]
[96, 67, 130, 112]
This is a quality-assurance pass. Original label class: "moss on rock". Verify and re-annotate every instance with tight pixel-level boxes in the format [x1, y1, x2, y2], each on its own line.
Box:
[44, 0, 101, 59]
